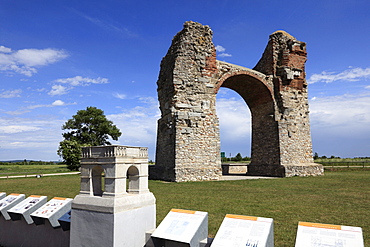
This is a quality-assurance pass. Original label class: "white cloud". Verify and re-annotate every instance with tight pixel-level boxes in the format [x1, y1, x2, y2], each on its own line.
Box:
[215, 45, 226, 52]
[53, 76, 109, 86]
[5, 109, 31, 115]
[0, 46, 68, 76]
[215, 44, 232, 58]
[73, 9, 137, 38]
[138, 96, 158, 105]
[48, 84, 69, 96]
[310, 94, 370, 129]
[308, 67, 370, 84]
[113, 92, 126, 99]
[0, 125, 40, 134]
[0, 46, 12, 53]
[4, 100, 74, 115]
[0, 97, 160, 160]
[27, 100, 74, 110]
[0, 89, 22, 98]
[365, 85, 370, 89]
[51, 100, 66, 106]
[49, 76, 109, 96]
[216, 97, 251, 143]
[215, 91, 370, 157]
[0, 117, 65, 160]
[107, 100, 160, 159]
[218, 53, 232, 57]
[12, 49, 68, 67]
[309, 93, 370, 157]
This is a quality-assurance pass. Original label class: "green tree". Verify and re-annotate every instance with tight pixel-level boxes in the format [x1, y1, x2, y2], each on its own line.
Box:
[313, 152, 319, 160]
[235, 153, 243, 161]
[57, 140, 81, 171]
[58, 106, 122, 171]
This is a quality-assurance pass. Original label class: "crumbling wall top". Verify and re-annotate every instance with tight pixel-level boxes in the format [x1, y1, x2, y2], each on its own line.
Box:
[271, 30, 296, 40]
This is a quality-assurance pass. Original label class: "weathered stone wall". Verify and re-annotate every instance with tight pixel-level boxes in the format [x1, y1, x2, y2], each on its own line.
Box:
[254, 31, 316, 165]
[154, 21, 222, 182]
[249, 31, 322, 176]
[154, 22, 323, 181]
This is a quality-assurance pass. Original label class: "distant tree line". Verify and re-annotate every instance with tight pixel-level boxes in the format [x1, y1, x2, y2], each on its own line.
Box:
[313, 152, 370, 160]
[221, 153, 251, 163]
[313, 152, 341, 160]
[0, 160, 59, 166]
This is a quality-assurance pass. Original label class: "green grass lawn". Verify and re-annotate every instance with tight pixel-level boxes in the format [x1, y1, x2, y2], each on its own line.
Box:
[1, 170, 369, 246]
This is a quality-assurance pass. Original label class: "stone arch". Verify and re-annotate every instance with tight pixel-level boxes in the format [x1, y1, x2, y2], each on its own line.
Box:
[153, 21, 323, 182]
[216, 71, 280, 166]
[216, 71, 274, 108]
[91, 165, 104, 196]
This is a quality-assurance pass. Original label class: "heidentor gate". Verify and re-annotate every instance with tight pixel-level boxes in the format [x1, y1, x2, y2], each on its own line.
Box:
[152, 21, 323, 182]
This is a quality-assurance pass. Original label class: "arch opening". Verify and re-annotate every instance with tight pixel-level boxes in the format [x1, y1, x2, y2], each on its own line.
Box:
[216, 73, 279, 166]
[92, 165, 104, 196]
[126, 165, 140, 194]
[219, 74, 274, 109]
[216, 88, 251, 160]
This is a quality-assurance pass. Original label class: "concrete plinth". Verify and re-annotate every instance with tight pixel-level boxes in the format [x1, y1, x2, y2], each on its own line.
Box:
[0, 216, 70, 247]
[71, 194, 156, 247]
[247, 163, 324, 177]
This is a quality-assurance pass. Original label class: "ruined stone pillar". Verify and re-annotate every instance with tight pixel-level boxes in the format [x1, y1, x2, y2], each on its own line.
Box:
[154, 21, 222, 182]
[251, 31, 323, 176]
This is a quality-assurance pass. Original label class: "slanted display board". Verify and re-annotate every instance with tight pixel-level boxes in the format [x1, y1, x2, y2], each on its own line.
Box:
[30, 197, 73, 228]
[295, 222, 364, 247]
[211, 214, 274, 247]
[151, 209, 208, 246]
[8, 195, 47, 224]
[0, 192, 6, 200]
[0, 193, 25, 220]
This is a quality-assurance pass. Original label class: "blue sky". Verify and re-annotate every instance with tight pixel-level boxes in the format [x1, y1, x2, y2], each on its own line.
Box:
[0, 0, 369, 161]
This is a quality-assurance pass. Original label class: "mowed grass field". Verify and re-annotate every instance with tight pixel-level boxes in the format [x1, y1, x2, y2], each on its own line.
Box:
[0, 164, 70, 176]
[1, 169, 369, 246]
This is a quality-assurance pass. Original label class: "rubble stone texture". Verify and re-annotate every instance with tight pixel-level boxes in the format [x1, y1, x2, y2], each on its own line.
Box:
[152, 21, 323, 182]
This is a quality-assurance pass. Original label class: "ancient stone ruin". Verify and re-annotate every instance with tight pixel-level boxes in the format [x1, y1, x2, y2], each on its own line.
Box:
[152, 21, 323, 182]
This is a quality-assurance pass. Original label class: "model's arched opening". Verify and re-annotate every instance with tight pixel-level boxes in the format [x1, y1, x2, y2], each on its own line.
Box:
[216, 87, 251, 161]
[126, 165, 140, 194]
[92, 165, 104, 196]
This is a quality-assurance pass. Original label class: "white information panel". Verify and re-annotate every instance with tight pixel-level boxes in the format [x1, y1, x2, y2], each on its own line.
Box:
[8, 195, 47, 224]
[0, 192, 6, 200]
[295, 222, 364, 247]
[211, 214, 274, 247]
[30, 197, 73, 228]
[151, 209, 208, 246]
[0, 193, 25, 220]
